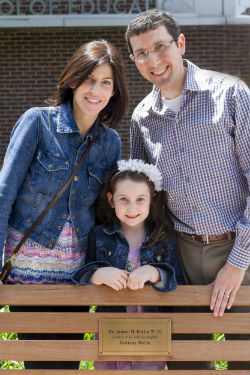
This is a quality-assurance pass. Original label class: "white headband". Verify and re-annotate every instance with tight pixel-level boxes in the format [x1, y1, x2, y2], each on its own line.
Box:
[117, 159, 163, 191]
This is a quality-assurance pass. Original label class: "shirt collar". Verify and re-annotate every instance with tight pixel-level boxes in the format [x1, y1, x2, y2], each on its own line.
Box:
[151, 59, 210, 113]
[57, 101, 103, 149]
[102, 221, 151, 242]
[184, 59, 211, 92]
[57, 101, 79, 133]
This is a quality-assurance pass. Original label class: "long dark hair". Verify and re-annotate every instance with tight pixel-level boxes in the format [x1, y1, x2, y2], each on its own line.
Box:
[47, 40, 129, 126]
[96, 168, 173, 248]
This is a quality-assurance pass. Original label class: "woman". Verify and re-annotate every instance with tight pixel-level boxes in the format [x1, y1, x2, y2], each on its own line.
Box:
[0, 40, 129, 369]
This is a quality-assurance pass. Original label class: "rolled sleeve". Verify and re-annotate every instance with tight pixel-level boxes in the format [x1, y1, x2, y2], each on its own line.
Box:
[228, 81, 250, 270]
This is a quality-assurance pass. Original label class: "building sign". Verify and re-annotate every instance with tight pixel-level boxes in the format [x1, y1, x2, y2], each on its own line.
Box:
[0, 0, 152, 15]
[0, 0, 249, 26]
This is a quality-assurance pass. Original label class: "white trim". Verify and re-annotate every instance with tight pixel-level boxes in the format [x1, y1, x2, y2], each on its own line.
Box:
[174, 14, 226, 25]
[0, 13, 231, 27]
[64, 14, 135, 27]
[226, 15, 250, 23]
[0, 0, 249, 28]
[0, 15, 63, 26]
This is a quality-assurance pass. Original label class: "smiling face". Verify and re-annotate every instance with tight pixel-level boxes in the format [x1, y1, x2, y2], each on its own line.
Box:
[107, 178, 151, 232]
[130, 25, 186, 99]
[72, 62, 114, 127]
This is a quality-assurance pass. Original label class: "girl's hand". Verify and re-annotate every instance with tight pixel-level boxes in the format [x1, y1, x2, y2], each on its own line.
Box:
[90, 267, 129, 291]
[127, 265, 160, 290]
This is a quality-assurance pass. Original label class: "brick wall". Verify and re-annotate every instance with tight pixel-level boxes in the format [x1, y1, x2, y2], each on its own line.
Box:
[0, 24, 250, 165]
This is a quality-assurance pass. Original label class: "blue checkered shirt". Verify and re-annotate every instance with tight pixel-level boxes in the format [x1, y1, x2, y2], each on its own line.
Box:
[131, 60, 250, 270]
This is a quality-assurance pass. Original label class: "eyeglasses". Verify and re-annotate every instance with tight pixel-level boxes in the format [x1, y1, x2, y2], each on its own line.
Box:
[130, 40, 175, 64]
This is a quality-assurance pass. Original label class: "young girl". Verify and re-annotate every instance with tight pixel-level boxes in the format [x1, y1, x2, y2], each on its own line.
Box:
[73, 159, 183, 371]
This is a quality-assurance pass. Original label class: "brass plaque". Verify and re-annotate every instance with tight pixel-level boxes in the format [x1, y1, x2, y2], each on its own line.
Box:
[99, 318, 171, 356]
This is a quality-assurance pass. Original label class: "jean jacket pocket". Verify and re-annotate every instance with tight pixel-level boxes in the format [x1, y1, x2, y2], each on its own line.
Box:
[31, 150, 69, 196]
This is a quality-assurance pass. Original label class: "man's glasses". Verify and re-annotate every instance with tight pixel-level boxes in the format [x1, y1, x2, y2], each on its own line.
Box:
[130, 40, 175, 64]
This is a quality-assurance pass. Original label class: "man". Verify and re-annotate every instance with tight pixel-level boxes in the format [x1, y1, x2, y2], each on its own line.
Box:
[126, 8, 250, 369]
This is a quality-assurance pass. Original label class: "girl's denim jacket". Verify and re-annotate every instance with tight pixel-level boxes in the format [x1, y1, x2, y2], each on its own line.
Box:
[0, 101, 121, 271]
[73, 222, 184, 294]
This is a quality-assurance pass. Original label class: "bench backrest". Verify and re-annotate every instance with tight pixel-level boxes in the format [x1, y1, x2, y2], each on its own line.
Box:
[0, 284, 249, 374]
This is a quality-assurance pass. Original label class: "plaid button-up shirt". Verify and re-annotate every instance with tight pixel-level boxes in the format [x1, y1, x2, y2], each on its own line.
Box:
[131, 60, 250, 270]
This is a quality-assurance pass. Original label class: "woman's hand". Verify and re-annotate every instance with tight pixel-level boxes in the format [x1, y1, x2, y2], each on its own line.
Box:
[127, 265, 160, 290]
[90, 267, 129, 291]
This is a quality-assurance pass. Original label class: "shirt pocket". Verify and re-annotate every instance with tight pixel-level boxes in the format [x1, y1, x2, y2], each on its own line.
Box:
[85, 165, 110, 207]
[31, 150, 69, 196]
[96, 243, 119, 264]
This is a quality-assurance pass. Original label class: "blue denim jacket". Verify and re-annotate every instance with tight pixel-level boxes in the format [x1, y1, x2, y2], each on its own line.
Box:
[0, 101, 121, 271]
[73, 222, 183, 293]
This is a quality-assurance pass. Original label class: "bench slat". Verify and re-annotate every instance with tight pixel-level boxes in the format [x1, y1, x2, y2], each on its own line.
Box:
[0, 312, 249, 334]
[0, 371, 249, 375]
[0, 285, 249, 306]
[0, 285, 249, 372]
[0, 340, 249, 361]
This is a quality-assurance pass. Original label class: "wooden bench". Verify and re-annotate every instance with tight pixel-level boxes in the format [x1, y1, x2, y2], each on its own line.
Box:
[0, 284, 249, 374]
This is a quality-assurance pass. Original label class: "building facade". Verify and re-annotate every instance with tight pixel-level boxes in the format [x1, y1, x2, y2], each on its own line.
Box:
[0, 0, 250, 163]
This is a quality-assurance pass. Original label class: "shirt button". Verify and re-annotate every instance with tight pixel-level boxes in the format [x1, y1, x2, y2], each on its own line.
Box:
[72, 189, 76, 194]
[51, 238, 56, 243]
[73, 176, 78, 182]
[78, 137, 82, 143]
[108, 251, 112, 256]
[69, 201, 73, 207]
[62, 214, 67, 219]
[57, 225, 62, 230]
[141, 260, 147, 265]
[49, 243, 53, 248]
[76, 228, 80, 233]
[192, 206, 198, 212]
[180, 147, 184, 153]
[185, 177, 190, 183]
[72, 215, 76, 220]
[49, 164, 53, 170]
[77, 151, 81, 156]
[156, 255, 162, 262]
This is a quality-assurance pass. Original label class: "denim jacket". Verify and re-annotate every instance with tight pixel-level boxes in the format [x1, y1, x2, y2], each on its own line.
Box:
[0, 101, 121, 271]
[73, 222, 183, 293]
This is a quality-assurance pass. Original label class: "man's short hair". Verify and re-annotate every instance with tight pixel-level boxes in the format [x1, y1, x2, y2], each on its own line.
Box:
[125, 8, 181, 54]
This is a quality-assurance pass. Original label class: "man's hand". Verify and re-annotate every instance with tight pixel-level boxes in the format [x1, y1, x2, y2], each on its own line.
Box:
[210, 262, 245, 317]
[91, 267, 129, 291]
[127, 265, 160, 290]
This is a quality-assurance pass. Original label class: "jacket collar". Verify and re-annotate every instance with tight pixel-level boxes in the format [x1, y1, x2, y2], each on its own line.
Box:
[151, 59, 210, 114]
[102, 221, 151, 243]
[102, 221, 122, 236]
[57, 101, 103, 150]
